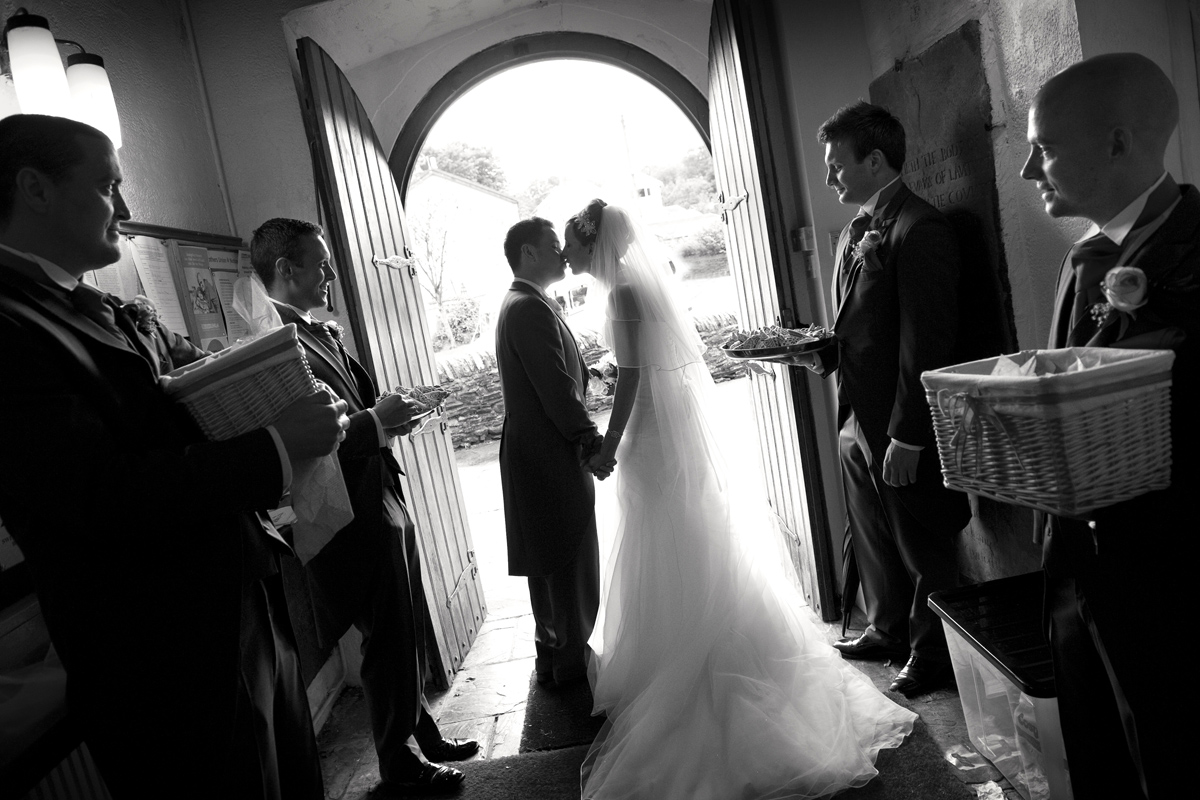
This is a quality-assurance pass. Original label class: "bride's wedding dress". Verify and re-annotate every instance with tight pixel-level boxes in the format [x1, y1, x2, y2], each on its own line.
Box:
[581, 207, 915, 800]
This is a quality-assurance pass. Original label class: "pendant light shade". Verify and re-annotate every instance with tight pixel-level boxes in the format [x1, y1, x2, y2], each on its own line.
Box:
[4, 13, 70, 116]
[67, 53, 121, 148]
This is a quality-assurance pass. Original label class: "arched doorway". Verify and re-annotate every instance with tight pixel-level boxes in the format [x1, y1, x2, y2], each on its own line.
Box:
[389, 32, 710, 202]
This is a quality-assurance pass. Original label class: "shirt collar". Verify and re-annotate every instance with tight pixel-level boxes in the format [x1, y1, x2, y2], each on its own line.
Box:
[274, 299, 317, 324]
[0, 242, 80, 292]
[513, 276, 551, 301]
[859, 175, 902, 216]
[1096, 171, 1168, 245]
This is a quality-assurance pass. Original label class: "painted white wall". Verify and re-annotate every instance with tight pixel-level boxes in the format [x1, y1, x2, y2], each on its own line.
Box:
[1, 0, 230, 234]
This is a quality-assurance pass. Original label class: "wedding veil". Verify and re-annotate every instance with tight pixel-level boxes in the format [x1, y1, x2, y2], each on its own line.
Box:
[591, 205, 706, 375]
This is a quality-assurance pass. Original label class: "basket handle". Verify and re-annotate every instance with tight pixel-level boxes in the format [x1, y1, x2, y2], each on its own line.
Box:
[936, 389, 1025, 474]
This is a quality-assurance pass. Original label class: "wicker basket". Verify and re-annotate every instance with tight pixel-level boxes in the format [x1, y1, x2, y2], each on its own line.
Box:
[160, 324, 317, 441]
[921, 348, 1174, 517]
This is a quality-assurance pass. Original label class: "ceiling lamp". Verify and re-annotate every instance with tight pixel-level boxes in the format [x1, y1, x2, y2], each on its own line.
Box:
[3, 11, 70, 116]
[67, 53, 121, 148]
[2, 8, 122, 149]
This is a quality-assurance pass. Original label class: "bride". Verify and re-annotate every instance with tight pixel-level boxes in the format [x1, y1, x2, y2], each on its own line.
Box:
[562, 199, 916, 799]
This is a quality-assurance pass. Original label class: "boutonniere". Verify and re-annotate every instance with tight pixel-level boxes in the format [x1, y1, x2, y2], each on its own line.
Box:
[853, 229, 885, 272]
[1087, 266, 1149, 340]
[122, 294, 159, 335]
[1101, 266, 1148, 313]
[324, 319, 345, 343]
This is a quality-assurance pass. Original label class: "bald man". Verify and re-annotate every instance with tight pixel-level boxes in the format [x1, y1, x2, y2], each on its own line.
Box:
[1023, 53, 1199, 799]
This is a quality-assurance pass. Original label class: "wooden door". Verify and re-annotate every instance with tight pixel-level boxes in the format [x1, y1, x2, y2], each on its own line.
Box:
[708, 0, 838, 618]
[297, 37, 484, 687]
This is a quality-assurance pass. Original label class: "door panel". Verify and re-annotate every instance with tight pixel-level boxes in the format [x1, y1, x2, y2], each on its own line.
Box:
[298, 37, 484, 686]
[708, 0, 837, 618]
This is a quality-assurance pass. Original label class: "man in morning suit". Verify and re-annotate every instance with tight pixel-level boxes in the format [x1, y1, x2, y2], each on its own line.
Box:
[496, 218, 607, 688]
[251, 218, 478, 798]
[0, 115, 349, 799]
[1022, 53, 1198, 799]
[792, 102, 970, 697]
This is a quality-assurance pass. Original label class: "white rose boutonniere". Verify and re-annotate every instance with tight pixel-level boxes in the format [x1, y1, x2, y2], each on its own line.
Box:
[1101, 266, 1148, 313]
[853, 230, 885, 272]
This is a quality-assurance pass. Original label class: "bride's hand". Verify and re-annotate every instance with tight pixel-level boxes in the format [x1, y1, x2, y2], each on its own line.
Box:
[586, 453, 617, 480]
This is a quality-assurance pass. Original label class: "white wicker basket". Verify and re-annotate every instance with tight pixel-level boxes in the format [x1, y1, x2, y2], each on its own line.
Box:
[921, 348, 1174, 517]
[160, 324, 317, 441]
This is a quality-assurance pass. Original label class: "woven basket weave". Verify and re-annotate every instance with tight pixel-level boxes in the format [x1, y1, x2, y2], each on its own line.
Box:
[921, 348, 1174, 517]
[160, 324, 317, 441]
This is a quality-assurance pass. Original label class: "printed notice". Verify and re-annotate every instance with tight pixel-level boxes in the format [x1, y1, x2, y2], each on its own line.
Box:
[128, 236, 188, 335]
[208, 249, 252, 342]
[178, 245, 229, 351]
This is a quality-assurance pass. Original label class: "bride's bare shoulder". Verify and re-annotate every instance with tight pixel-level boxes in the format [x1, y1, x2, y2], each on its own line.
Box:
[607, 282, 639, 318]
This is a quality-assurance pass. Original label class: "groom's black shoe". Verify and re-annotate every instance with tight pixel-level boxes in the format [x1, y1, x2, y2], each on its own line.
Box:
[372, 763, 465, 797]
[833, 630, 909, 661]
[424, 738, 480, 762]
[889, 654, 955, 697]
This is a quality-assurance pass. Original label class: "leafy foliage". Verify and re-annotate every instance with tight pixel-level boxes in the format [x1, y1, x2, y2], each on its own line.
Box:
[677, 221, 728, 257]
[422, 141, 508, 192]
[516, 176, 561, 218]
[433, 297, 483, 351]
[649, 147, 719, 212]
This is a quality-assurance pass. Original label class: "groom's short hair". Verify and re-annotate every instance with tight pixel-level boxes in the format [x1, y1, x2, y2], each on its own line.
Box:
[817, 101, 906, 172]
[504, 217, 554, 270]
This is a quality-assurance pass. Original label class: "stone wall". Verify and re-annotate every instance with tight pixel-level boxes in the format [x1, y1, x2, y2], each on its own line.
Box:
[436, 312, 747, 449]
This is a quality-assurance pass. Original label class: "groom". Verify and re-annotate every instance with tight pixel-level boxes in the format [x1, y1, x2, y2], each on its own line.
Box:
[496, 217, 606, 688]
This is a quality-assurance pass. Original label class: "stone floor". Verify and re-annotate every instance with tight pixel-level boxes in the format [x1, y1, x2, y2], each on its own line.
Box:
[317, 379, 1026, 799]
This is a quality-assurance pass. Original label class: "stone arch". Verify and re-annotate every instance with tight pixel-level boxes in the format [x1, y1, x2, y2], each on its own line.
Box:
[389, 31, 710, 200]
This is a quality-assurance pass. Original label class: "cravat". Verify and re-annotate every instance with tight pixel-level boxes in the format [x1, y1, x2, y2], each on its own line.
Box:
[301, 317, 353, 374]
[837, 213, 873, 301]
[70, 284, 125, 338]
[1065, 232, 1124, 346]
[70, 284, 159, 374]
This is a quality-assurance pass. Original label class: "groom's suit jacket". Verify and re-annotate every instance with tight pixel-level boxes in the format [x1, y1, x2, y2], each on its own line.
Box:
[0, 248, 288, 793]
[822, 182, 970, 533]
[495, 281, 599, 577]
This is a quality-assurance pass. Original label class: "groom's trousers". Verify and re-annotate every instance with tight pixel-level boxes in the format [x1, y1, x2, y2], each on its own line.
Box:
[527, 520, 600, 685]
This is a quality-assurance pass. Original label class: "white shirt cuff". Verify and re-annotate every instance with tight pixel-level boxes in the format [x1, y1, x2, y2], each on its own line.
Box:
[366, 408, 389, 445]
[265, 425, 293, 493]
[890, 438, 924, 451]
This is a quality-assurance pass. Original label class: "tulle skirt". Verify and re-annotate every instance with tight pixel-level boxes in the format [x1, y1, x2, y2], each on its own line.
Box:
[582, 368, 915, 799]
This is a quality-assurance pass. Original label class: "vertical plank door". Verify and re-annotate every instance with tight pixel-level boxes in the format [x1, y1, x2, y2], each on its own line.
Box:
[297, 37, 484, 687]
[708, 0, 838, 619]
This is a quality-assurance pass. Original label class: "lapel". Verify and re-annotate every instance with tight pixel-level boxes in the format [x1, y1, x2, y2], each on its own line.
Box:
[1048, 251, 1076, 347]
[0, 249, 159, 381]
[273, 302, 362, 405]
[833, 183, 907, 329]
[511, 281, 587, 382]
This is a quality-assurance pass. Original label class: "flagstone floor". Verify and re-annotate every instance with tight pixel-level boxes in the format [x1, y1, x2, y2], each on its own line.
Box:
[317, 378, 1023, 799]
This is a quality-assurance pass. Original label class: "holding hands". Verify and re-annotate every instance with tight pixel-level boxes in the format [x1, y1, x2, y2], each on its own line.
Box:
[582, 430, 621, 480]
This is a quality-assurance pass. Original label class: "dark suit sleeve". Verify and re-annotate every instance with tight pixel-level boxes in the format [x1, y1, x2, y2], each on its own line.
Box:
[337, 409, 386, 460]
[0, 309, 284, 531]
[508, 296, 597, 445]
[890, 217, 961, 447]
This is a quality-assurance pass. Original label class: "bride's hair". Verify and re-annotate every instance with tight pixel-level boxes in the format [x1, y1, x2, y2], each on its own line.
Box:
[567, 198, 608, 247]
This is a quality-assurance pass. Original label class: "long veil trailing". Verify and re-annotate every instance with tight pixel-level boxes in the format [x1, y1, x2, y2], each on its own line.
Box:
[581, 205, 914, 800]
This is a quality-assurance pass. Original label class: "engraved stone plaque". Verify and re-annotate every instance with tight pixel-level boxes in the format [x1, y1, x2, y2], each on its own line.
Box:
[870, 20, 1013, 359]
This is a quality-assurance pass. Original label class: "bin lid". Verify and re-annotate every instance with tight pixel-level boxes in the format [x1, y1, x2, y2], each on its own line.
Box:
[928, 571, 1056, 698]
